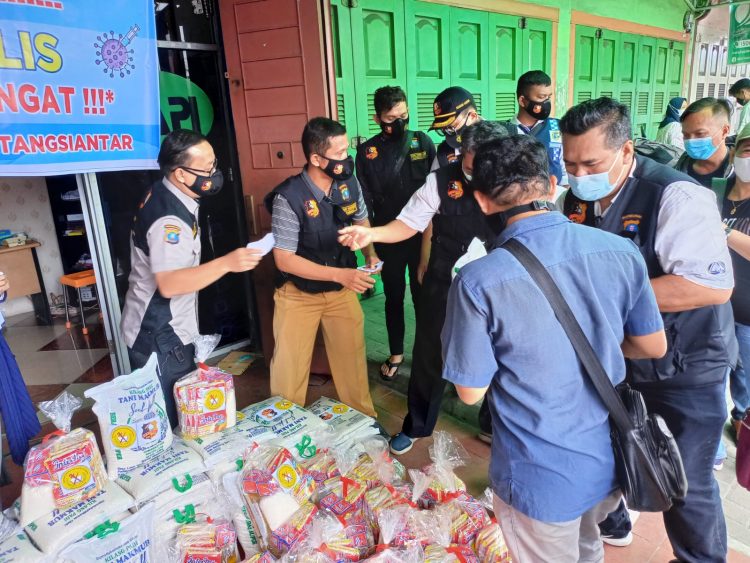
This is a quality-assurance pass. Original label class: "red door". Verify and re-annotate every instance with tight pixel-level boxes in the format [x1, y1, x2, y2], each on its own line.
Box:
[219, 0, 333, 373]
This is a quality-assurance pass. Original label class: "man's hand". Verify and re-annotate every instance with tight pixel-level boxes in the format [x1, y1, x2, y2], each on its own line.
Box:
[364, 254, 383, 274]
[333, 269, 376, 293]
[338, 226, 374, 251]
[222, 248, 263, 273]
[0, 272, 8, 294]
[417, 261, 428, 284]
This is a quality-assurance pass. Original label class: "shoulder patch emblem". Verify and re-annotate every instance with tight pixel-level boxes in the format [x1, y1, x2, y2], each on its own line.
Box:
[622, 213, 641, 233]
[339, 184, 350, 201]
[410, 151, 427, 162]
[410, 136, 420, 149]
[550, 129, 562, 143]
[366, 146, 378, 160]
[304, 199, 320, 218]
[164, 224, 181, 245]
[447, 180, 464, 199]
[568, 202, 587, 224]
[341, 202, 358, 216]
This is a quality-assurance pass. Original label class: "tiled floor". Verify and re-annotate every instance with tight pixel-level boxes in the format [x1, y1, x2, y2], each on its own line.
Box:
[4, 303, 750, 560]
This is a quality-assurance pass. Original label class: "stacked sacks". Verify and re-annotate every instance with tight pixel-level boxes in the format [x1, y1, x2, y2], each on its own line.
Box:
[308, 397, 380, 450]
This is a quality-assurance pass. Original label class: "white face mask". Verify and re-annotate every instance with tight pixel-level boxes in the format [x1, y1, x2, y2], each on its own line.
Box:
[735, 155, 750, 182]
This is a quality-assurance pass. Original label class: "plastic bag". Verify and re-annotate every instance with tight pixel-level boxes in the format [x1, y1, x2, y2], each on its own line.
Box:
[451, 237, 487, 280]
[174, 334, 237, 439]
[473, 522, 512, 563]
[409, 432, 467, 509]
[420, 510, 479, 563]
[433, 492, 490, 546]
[20, 392, 107, 525]
[222, 469, 262, 558]
[85, 354, 173, 478]
[350, 438, 406, 490]
[114, 437, 204, 505]
[58, 502, 155, 562]
[172, 517, 238, 563]
[315, 448, 367, 527]
[239, 444, 316, 556]
[284, 510, 372, 562]
[24, 482, 134, 556]
[243, 552, 276, 562]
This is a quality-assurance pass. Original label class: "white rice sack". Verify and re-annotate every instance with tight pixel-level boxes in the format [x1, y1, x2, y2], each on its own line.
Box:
[58, 502, 155, 563]
[152, 495, 230, 561]
[241, 397, 326, 440]
[309, 397, 375, 437]
[222, 471, 261, 557]
[145, 472, 214, 514]
[115, 438, 204, 505]
[0, 528, 46, 562]
[85, 354, 173, 479]
[24, 482, 134, 556]
[183, 417, 267, 470]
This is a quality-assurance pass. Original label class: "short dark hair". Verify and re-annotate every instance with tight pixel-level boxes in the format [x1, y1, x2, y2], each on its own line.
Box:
[302, 117, 347, 160]
[473, 135, 550, 205]
[157, 129, 208, 175]
[373, 86, 407, 116]
[517, 70, 552, 98]
[680, 97, 732, 122]
[460, 121, 510, 154]
[730, 78, 750, 96]
[559, 97, 632, 149]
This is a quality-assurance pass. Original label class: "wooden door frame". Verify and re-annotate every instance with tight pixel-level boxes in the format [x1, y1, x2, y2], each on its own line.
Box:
[568, 12, 690, 108]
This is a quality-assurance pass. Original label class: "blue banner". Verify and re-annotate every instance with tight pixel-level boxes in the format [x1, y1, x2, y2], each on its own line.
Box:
[0, 0, 159, 176]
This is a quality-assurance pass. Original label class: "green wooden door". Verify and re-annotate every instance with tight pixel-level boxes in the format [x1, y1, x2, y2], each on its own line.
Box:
[348, 0, 407, 139]
[449, 7, 490, 119]
[651, 39, 671, 135]
[488, 13, 522, 121]
[404, 1, 451, 135]
[635, 36, 657, 137]
[330, 0, 359, 142]
[524, 18, 553, 76]
[618, 33, 640, 124]
[667, 41, 686, 100]
[574, 26, 598, 105]
[596, 29, 619, 100]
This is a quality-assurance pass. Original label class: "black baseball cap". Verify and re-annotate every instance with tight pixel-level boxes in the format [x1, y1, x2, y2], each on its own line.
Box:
[430, 87, 476, 130]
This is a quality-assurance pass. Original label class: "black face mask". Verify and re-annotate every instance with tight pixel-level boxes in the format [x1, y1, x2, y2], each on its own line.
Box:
[380, 117, 409, 139]
[321, 155, 354, 181]
[523, 99, 552, 121]
[182, 168, 224, 197]
[445, 130, 463, 150]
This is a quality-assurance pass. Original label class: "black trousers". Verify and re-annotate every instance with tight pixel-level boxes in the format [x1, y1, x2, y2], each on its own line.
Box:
[128, 334, 196, 429]
[601, 376, 728, 562]
[402, 269, 451, 438]
[375, 235, 421, 356]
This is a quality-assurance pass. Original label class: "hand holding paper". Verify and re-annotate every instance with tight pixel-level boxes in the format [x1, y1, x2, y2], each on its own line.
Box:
[246, 233, 275, 256]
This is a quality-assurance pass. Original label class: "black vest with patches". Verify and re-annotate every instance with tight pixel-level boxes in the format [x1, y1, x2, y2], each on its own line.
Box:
[130, 181, 199, 355]
[430, 162, 494, 280]
[265, 173, 359, 293]
[356, 131, 432, 226]
[436, 140, 460, 169]
[564, 156, 737, 386]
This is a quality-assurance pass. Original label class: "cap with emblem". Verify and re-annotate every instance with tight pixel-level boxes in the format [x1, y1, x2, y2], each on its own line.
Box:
[430, 87, 475, 130]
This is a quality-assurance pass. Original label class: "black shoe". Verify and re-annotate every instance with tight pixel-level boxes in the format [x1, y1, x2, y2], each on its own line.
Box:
[372, 421, 390, 440]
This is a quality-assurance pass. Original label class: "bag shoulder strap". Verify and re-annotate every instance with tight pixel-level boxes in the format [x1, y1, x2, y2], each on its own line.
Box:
[502, 238, 634, 433]
[711, 177, 729, 212]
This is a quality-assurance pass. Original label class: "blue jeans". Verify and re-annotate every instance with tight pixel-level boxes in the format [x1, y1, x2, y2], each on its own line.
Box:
[731, 323, 750, 419]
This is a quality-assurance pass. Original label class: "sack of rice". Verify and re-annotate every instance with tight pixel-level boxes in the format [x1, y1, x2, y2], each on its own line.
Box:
[0, 527, 47, 562]
[85, 354, 173, 479]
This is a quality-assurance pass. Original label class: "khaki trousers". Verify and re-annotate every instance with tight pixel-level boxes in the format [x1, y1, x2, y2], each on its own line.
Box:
[270, 282, 376, 417]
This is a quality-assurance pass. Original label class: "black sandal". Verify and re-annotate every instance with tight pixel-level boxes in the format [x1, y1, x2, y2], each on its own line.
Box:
[380, 359, 402, 381]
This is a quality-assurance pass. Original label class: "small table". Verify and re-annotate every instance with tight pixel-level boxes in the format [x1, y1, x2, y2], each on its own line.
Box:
[0, 241, 51, 325]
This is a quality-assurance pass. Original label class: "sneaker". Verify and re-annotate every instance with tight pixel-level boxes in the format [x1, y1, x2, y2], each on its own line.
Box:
[714, 458, 725, 471]
[601, 531, 633, 547]
[477, 430, 492, 445]
[389, 432, 417, 455]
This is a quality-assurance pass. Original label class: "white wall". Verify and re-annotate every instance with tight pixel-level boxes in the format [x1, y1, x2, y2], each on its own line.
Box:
[0, 177, 64, 317]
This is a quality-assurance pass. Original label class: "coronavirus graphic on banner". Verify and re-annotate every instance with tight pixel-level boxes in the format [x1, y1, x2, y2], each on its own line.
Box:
[0, 1, 160, 175]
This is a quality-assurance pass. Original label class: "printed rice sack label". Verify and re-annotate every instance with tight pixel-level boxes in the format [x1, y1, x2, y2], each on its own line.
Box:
[21, 428, 107, 524]
[115, 439, 204, 504]
[308, 397, 375, 438]
[0, 529, 46, 562]
[241, 397, 326, 440]
[85, 354, 172, 478]
[58, 502, 155, 562]
[24, 482, 135, 556]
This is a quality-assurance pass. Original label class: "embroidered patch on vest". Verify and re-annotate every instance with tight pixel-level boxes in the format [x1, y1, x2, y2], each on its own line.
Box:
[568, 202, 588, 224]
[410, 136, 420, 149]
[447, 153, 459, 164]
[304, 199, 320, 218]
[410, 151, 427, 161]
[366, 146, 378, 160]
[622, 213, 642, 233]
[341, 203, 358, 216]
[339, 184, 350, 200]
[447, 180, 464, 199]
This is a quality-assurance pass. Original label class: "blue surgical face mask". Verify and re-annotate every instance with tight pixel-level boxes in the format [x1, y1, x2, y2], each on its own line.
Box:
[684, 132, 720, 161]
[568, 148, 625, 201]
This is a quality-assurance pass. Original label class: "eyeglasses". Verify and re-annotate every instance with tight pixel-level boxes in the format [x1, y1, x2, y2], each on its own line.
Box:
[436, 113, 469, 137]
[178, 159, 218, 176]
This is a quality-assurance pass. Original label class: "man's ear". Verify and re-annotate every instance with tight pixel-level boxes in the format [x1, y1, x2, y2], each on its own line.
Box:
[373, 114, 381, 125]
[309, 153, 322, 168]
[622, 139, 636, 164]
[473, 190, 494, 215]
